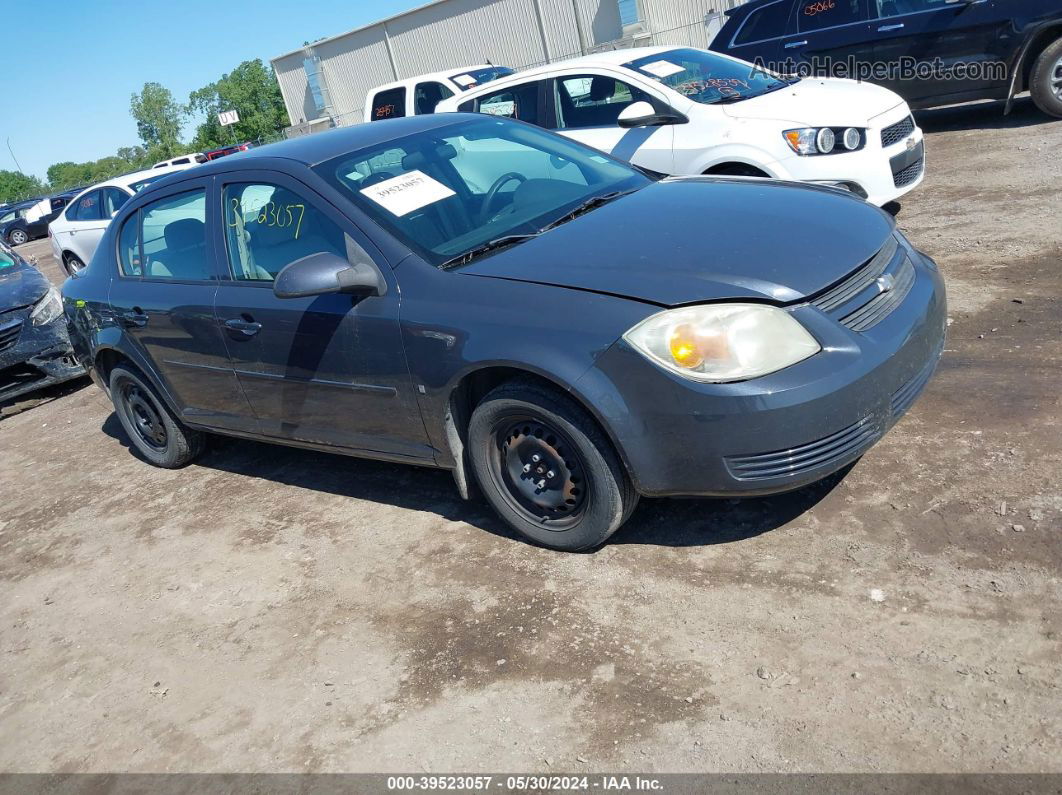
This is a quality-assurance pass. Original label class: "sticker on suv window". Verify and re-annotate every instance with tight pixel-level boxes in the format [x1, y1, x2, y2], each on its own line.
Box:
[359, 170, 456, 217]
[453, 74, 477, 87]
[639, 60, 686, 79]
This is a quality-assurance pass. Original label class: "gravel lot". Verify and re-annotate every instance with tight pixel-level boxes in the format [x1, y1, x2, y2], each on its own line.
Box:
[1, 97, 1059, 774]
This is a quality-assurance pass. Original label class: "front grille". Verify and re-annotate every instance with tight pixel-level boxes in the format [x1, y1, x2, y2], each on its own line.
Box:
[881, 115, 915, 148]
[725, 417, 881, 481]
[840, 256, 915, 332]
[0, 319, 22, 353]
[812, 236, 898, 314]
[893, 157, 924, 188]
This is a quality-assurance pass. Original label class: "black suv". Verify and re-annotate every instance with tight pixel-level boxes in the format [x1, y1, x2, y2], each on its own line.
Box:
[1, 191, 80, 247]
[710, 0, 1062, 117]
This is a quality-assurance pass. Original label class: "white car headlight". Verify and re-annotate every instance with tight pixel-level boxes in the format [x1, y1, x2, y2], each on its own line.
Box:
[784, 127, 865, 155]
[623, 304, 820, 383]
[30, 286, 63, 326]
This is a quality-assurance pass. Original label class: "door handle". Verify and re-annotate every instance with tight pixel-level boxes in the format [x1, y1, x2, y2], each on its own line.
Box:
[877, 23, 905, 31]
[785, 40, 808, 49]
[224, 317, 262, 337]
[121, 310, 149, 328]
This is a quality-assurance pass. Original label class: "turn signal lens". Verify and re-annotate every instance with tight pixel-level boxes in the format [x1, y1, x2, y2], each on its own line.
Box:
[624, 304, 821, 383]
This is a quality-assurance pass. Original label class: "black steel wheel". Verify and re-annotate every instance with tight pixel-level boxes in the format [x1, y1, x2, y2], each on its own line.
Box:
[109, 365, 205, 468]
[468, 379, 637, 551]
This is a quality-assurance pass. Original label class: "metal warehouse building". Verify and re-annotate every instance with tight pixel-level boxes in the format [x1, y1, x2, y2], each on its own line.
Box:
[271, 0, 744, 134]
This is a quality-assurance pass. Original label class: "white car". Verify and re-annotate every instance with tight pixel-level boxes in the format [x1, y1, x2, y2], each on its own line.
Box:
[364, 64, 515, 122]
[152, 153, 206, 168]
[435, 46, 924, 207]
[49, 165, 193, 276]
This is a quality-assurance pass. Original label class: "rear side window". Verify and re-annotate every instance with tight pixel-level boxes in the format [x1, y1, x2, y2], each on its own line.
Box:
[69, 190, 103, 222]
[734, 0, 792, 44]
[476, 82, 542, 125]
[223, 182, 347, 282]
[121, 189, 211, 281]
[799, 0, 867, 32]
[371, 87, 406, 120]
[414, 81, 455, 114]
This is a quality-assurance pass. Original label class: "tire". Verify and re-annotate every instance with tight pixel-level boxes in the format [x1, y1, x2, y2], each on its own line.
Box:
[1030, 37, 1062, 119]
[467, 379, 638, 551]
[8, 228, 28, 246]
[64, 253, 85, 276]
[109, 365, 206, 468]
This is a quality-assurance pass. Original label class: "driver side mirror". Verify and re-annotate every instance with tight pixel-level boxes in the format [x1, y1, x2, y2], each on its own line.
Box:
[617, 101, 685, 129]
[273, 251, 386, 299]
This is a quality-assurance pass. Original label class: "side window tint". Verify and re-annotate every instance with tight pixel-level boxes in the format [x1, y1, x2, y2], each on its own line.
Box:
[140, 189, 211, 281]
[118, 213, 142, 277]
[103, 188, 129, 218]
[799, 0, 866, 31]
[414, 81, 454, 114]
[876, 0, 947, 16]
[554, 75, 651, 130]
[735, 1, 791, 44]
[71, 190, 103, 222]
[476, 82, 542, 125]
[223, 182, 347, 282]
[372, 87, 406, 120]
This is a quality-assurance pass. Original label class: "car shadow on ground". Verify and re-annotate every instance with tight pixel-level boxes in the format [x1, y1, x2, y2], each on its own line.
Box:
[0, 376, 90, 420]
[914, 96, 1056, 134]
[102, 413, 847, 550]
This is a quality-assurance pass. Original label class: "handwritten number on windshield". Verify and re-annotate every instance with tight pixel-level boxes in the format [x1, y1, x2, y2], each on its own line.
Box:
[229, 198, 306, 240]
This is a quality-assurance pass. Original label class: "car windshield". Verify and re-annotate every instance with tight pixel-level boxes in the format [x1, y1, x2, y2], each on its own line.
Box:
[623, 47, 794, 105]
[315, 116, 649, 269]
[449, 66, 515, 90]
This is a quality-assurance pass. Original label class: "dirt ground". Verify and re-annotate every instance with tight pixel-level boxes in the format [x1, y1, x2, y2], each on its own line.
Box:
[1, 97, 1059, 774]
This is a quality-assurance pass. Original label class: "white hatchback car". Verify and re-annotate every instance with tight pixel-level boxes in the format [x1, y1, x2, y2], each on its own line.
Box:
[50, 165, 194, 275]
[436, 46, 924, 207]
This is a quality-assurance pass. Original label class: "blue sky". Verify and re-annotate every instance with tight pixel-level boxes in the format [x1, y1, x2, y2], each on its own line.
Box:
[3, 0, 415, 181]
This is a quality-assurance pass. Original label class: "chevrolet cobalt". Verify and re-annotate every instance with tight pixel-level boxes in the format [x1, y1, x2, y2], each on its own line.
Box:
[62, 114, 946, 550]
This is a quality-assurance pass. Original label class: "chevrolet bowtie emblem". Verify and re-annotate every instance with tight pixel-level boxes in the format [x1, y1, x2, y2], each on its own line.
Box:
[876, 274, 896, 293]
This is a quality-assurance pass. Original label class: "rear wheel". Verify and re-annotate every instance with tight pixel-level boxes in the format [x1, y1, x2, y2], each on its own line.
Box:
[468, 380, 637, 551]
[64, 253, 85, 276]
[109, 365, 206, 468]
[8, 228, 28, 246]
[1030, 37, 1062, 118]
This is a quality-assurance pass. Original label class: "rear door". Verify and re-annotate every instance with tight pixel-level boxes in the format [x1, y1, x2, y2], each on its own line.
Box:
[871, 0, 1010, 103]
[107, 178, 255, 433]
[58, 190, 112, 264]
[781, 0, 876, 75]
[719, 0, 799, 68]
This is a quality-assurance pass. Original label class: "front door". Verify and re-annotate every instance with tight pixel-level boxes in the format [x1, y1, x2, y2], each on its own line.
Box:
[107, 180, 255, 433]
[211, 172, 432, 461]
[548, 73, 676, 174]
[780, 0, 877, 79]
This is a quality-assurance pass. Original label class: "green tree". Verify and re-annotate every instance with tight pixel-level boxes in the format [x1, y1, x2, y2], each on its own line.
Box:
[130, 82, 186, 157]
[0, 170, 45, 204]
[188, 60, 287, 151]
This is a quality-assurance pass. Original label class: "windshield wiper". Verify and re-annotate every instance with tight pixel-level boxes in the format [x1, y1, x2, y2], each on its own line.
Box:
[539, 190, 633, 233]
[439, 233, 540, 270]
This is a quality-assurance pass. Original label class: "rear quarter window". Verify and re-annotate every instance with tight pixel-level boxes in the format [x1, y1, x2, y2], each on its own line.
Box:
[371, 87, 407, 120]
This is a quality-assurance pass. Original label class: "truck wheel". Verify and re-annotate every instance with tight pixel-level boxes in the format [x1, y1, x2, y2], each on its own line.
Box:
[8, 228, 28, 245]
[468, 379, 638, 551]
[1030, 37, 1062, 118]
[109, 365, 206, 468]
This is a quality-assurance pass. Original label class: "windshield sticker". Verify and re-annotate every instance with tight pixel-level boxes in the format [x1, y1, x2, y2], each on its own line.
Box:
[359, 170, 456, 217]
[452, 74, 478, 88]
[675, 77, 752, 98]
[639, 60, 686, 79]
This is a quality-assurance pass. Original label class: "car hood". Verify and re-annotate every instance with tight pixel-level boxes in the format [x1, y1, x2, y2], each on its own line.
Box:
[721, 78, 905, 126]
[0, 254, 49, 310]
[460, 178, 894, 307]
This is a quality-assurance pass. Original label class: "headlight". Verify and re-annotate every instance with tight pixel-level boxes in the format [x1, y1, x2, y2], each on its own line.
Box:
[30, 286, 63, 326]
[623, 304, 821, 383]
[784, 127, 865, 155]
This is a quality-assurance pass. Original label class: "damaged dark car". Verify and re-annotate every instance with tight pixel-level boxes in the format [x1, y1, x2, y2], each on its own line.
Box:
[0, 241, 84, 403]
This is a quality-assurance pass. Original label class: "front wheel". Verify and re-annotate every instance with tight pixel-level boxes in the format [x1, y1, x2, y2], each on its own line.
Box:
[109, 365, 206, 468]
[8, 228, 28, 246]
[1030, 38, 1062, 118]
[468, 380, 638, 551]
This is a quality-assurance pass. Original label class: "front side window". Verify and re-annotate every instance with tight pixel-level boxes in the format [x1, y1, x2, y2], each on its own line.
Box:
[475, 82, 542, 125]
[798, 0, 867, 31]
[315, 116, 647, 269]
[371, 87, 406, 121]
[223, 183, 347, 281]
[414, 81, 455, 115]
[103, 188, 130, 218]
[554, 74, 654, 130]
[624, 47, 794, 105]
[875, 0, 948, 17]
[70, 190, 103, 222]
[734, 1, 792, 44]
[137, 189, 211, 281]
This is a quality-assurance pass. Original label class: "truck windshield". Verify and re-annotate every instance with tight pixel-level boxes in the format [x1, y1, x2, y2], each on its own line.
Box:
[624, 47, 795, 105]
[316, 116, 648, 269]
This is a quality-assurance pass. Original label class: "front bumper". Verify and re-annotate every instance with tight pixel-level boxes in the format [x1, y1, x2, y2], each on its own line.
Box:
[576, 250, 946, 498]
[771, 108, 925, 207]
[0, 311, 86, 403]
